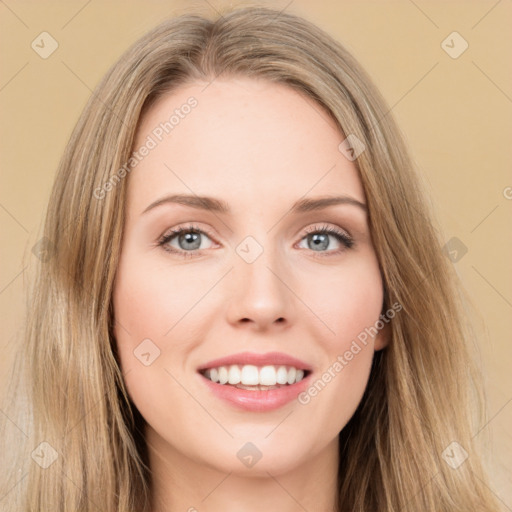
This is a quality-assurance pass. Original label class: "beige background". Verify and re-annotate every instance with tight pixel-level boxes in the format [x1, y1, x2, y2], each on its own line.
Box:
[1, 0, 510, 507]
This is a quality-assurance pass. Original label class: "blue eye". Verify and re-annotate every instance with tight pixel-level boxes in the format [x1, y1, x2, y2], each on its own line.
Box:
[158, 224, 214, 258]
[157, 223, 354, 259]
[298, 224, 354, 255]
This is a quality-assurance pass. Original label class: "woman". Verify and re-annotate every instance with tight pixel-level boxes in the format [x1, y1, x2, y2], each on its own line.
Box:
[1, 5, 501, 511]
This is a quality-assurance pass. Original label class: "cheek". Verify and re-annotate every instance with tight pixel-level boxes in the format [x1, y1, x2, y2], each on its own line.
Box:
[304, 255, 384, 348]
[290, 254, 383, 428]
[112, 252, 208, 349]
[112, 255, 197, 429]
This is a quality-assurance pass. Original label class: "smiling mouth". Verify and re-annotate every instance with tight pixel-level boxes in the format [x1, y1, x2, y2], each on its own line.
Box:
[199, 364, 311, 390]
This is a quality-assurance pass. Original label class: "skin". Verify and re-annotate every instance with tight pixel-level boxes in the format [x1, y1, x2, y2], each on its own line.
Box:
[112, 77, 389, 512]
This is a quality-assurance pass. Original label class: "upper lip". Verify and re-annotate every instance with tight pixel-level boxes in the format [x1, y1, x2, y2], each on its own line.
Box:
[197, 351, 312, 372]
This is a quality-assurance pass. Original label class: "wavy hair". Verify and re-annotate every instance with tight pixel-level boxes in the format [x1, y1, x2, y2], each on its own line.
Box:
[1, 5, 500, 511]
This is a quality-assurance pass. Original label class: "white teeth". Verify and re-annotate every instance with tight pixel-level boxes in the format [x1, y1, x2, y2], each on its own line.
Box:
[227, 365, 241, 385]
[260, 365, 277, 386]
[218, 366, 228, 384]
[202, 364, 308, 386]
[240, 365, 259, 385]
[276, 366, 288, 385]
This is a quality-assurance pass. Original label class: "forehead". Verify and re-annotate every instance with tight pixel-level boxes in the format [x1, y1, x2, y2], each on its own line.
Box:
[127, 78, 365, 216]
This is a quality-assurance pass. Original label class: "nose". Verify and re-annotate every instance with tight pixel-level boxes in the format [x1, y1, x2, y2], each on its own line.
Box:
[225, 247, 295, 331]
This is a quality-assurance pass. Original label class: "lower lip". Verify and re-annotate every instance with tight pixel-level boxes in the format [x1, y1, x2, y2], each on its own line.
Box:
[199, 372, 312, 412]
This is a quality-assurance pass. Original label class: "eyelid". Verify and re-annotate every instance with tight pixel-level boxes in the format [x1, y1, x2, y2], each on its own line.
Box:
[159, 223, 216, 241]
[301, 223, 351, 239]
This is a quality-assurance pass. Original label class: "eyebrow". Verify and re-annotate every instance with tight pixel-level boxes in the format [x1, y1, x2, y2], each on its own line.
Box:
[141, 193, 367, 215]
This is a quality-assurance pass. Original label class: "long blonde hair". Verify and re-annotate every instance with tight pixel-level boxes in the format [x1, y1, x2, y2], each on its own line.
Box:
[1, 5, 501, 511]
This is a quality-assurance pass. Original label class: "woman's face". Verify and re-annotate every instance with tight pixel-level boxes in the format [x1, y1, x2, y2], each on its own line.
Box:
[113, 77, 388, 476]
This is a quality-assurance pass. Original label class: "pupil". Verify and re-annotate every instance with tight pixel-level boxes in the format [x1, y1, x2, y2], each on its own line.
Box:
[180, 231, 201, 250]
[310, 233, 328, 251]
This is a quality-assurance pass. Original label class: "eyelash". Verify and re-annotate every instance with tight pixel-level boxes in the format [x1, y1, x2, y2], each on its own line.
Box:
[157, 223, 354, 259]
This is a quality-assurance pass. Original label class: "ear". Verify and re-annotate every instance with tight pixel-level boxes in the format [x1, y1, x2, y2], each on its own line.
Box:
[374, 319, 391, 351]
